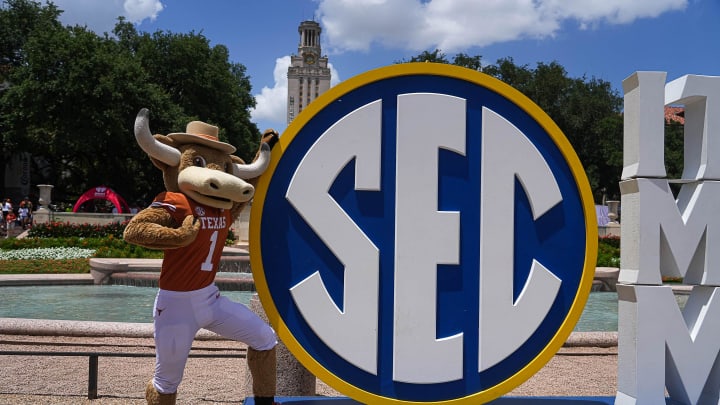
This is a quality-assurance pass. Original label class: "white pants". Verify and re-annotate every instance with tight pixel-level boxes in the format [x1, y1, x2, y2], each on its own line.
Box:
[151, 284, 277, 394]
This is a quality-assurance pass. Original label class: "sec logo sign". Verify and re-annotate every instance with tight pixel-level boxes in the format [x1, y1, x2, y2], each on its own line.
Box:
[250, 63, 597, 404]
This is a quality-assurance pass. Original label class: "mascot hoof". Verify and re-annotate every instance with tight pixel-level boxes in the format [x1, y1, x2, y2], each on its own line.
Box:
[145, 379, 177, 405]
[247, 346, 277, 399]
[253, 397, 279, 405]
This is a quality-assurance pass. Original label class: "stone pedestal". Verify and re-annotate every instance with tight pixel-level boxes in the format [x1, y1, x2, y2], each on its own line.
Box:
[34, 184, 54, 224]
[235, 203, 251, 243]
[243, 293, 316, 397]
[606, 200, 620, 224]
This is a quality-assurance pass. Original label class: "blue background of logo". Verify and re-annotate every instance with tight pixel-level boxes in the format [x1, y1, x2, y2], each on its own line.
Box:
[258, 74, 587, 401]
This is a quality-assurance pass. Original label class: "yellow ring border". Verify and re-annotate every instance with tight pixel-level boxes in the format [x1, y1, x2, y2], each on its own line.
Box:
[250, 62, 599, 404]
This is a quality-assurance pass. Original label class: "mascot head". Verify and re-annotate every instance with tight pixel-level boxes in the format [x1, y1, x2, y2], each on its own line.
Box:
[133, 108, 270, 211]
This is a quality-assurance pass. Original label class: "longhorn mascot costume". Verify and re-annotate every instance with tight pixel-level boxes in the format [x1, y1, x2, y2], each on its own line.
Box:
[124, 109, 280, 405]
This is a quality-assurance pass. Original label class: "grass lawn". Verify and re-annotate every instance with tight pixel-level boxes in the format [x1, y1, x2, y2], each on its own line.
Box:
[0, 258, 91, 274]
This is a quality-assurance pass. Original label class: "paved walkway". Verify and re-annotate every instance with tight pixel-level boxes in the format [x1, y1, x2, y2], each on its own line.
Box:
[0, 332, 618, 404]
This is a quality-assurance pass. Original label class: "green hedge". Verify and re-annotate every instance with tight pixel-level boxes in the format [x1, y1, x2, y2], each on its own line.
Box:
[24, 221, 237, 245]
[28, 221, 127, 238]
[596, 235, 620, 268]
[0, 258, 91, 274]
[598, 235, 620, 249]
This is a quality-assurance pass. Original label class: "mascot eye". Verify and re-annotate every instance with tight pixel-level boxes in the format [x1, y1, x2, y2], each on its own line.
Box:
[193, 156, 206, 167]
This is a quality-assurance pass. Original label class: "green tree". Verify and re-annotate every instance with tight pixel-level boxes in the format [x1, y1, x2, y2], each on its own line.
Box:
[0, 0, 63, 198]
[1, 18, 166, 203]
[1, 1, 261, 205]
[664, 120, 684, 180]
[0, 0, 62, 77]
[399, 49, 483, 71]
[452, 53, 482, 71]
[116, 21, 260, 162]
[398, 49, 449, 64]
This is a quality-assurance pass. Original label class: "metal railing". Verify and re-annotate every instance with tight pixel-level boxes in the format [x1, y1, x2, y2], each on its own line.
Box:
[0, 350, 245, 400]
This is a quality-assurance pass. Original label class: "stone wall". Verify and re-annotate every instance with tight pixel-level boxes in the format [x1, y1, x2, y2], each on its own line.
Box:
[33, 210, 135, 226]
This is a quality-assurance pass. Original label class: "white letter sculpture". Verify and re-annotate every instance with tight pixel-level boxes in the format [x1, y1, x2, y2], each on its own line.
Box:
[617, 72, 720, 405]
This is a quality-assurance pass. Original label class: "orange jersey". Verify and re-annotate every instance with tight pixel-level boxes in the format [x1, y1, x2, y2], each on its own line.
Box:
[152, 192, 231, 291]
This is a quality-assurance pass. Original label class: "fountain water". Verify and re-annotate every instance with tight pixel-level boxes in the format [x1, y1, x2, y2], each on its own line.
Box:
[0, 285, 668, 331]
[0, 285, 254, 323]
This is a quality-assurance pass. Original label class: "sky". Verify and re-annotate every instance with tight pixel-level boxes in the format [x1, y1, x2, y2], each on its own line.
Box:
[48, 0, 720, 134]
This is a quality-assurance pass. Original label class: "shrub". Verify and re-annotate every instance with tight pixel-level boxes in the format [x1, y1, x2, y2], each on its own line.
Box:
[94, 243, 163, 259]
[596, 241, 620, 267]
[28, 221, 128, 238]
[595, 235, 621, 268]
[27, 221, 237, 246]
[0, 258, 90, 274]
[598, 235, 620, 249]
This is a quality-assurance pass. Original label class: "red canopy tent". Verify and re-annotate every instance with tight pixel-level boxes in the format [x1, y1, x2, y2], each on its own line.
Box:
[73, 186, 130, 213]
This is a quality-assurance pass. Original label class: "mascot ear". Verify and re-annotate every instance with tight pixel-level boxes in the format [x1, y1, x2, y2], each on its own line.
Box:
[149, 157, 170, 171]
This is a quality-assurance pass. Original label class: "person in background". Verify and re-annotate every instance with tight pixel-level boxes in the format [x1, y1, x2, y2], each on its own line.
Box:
[23, 197, 33, 227]
[5, 209, 16, 238]
[18, 201, 29, 230]
[2, 198, 12, 230]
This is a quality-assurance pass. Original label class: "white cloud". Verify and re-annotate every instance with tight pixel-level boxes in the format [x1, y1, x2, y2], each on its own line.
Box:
[251, 56, 291, 128]
[329, 63, 342, 86]
[538, 0, 686, 25]
[123, 0, 164, 23]
[317, 0, 687, 52]
[251, 56, 342, 130]
[52, 0, 163, 33]
[318, 0, 427, 52]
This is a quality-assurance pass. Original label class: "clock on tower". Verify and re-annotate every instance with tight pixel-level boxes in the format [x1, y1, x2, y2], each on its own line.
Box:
[303, 53, 316, 65]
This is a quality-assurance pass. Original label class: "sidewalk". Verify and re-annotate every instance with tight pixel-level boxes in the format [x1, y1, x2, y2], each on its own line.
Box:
[0, 332, 618, 404]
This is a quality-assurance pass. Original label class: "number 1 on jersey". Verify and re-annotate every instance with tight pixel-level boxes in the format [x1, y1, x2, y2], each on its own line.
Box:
[200, 230, 219, 271]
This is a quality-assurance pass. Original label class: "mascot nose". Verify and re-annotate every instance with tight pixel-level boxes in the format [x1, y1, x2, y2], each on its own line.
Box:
[239, 183, 255, 201]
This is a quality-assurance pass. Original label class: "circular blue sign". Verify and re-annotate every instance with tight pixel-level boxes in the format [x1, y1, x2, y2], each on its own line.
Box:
[251, 63, 597, 404]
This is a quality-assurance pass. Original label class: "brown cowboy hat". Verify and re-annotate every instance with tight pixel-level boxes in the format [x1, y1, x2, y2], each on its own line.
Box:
[167, 121, 236, 154]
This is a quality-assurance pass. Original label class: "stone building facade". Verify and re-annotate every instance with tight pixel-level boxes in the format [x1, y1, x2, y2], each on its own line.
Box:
[287, 20, 331, 124]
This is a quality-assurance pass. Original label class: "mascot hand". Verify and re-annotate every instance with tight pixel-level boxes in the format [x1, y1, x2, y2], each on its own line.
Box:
[178, 215, 201, 245]
[123, 208, 201, 250]
[262, 129, 279, 149]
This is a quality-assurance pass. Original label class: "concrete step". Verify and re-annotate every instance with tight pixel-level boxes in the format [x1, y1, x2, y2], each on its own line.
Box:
[109, 271, 256, 291]
[89, 249, 252, 285]
[1, 225, 28, 239]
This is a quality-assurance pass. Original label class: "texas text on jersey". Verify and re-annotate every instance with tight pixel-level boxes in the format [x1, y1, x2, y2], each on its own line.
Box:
[152, 191, 232, 291]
